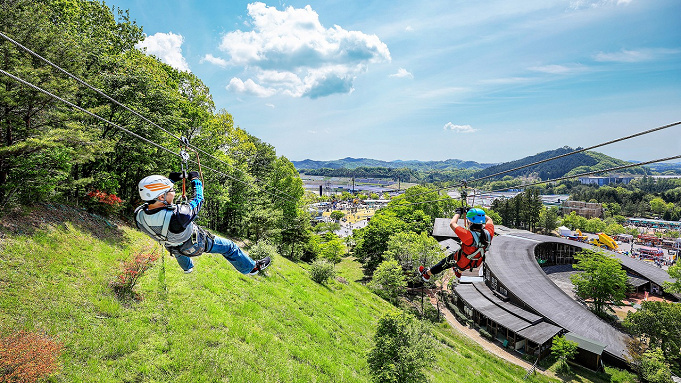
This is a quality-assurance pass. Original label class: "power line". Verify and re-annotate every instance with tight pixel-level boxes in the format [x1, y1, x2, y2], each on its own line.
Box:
[0, 30, 299, 202]
[0, 68, 301, 207]
[401, 121, 681, 201]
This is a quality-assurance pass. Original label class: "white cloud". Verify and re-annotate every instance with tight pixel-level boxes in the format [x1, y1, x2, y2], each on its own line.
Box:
[390, 68, 413, 79]
[594, 48, 680, 63]
[136, 32, 190, 72]
[528, 64, 588, 75]
[569, 0, 633, 10]
[201, 54, 229, 67]
[444, 122, 477, 133]
[265, 103, 275, 108]
[226, 78, 277, 97]
[405, 26, 414, 32]
[219, 2, 391, 98]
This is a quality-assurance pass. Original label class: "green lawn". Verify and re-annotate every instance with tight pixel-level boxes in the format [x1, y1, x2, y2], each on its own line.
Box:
[0, 211, 608, 382]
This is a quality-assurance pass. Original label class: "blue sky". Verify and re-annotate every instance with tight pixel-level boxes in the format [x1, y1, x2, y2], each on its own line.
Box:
[109, 0, 680, 163]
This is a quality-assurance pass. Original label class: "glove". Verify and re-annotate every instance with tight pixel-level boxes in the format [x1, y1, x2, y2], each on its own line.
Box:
[455, 207, 467, 216]
[188, 171, 200, 181]
[168, 172, 184, 183]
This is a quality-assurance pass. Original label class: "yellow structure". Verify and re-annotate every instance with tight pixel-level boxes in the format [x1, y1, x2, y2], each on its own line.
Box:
[589, 233, 618, 251]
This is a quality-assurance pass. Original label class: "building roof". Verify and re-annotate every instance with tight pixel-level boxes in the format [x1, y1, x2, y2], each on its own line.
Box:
[437, 238, 460, 255]
[485, 232, 631, 361]
[564, 332, 607, 355]
[454, 283, 561, 345]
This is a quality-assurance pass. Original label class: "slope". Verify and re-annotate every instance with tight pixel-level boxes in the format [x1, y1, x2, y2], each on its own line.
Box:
[0, 204, 558, 383]
[472, 147, 647, 181]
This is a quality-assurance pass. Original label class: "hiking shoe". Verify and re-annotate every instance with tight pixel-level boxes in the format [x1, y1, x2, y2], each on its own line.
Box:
[248, 256, 271, 276]
[184, 267, 194, 274]
[419, 266, 430, 282]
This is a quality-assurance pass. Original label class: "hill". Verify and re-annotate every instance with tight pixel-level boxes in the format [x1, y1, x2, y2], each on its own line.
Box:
[472, 147, 649, 181]
[292, 157, 493, 171]
[0, 204, 558, 382]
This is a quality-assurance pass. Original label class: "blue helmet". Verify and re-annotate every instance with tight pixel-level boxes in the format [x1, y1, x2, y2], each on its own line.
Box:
[466, 208, 486, 224]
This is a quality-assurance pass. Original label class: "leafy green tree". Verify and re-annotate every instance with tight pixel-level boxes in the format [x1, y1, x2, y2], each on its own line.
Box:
[383, 232, 444, 284]
[662, 263, 681, 294]
[570, 250, 628, 315]
[640, 348, 673, 383]
[551, 336, 578, 371]
[650, 197, 667, 215]
[354, 212, 409, 275]
[625, 301, 681, 374]
[330, 210, 345, 221]
[369, 260, 407, 303]
[584, 217, 606, 233]
[319, 236, 345, 264]
[367, 312, 434, 383]
[540, 206, 559, 233]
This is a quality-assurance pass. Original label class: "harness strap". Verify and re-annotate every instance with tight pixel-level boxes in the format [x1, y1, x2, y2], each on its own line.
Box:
[136, 208, 173, 245]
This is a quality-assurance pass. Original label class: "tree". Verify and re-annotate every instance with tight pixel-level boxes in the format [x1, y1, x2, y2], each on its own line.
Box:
[330, 210, 345, 221]
[662, 263, 681, 294]
[369, 260, 407, 303]
[570, 249, 628, 315]
[625, 301, 681, 375]
[640, 348, 673, 383]
[551, 336, 578, 371]
[354, 212, 409, 275]
[367, 312, 434, 383]
[383, 232, 444, 284]
[540, 206, 559, 233]
[650, 197, 667, 215]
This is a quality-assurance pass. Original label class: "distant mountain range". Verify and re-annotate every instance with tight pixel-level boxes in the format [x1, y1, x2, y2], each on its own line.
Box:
[292, 148, 681, 180]
[291, 157, 493, 171]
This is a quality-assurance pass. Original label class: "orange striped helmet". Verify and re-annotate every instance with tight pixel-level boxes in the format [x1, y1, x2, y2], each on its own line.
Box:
[138, 175, 173, 201]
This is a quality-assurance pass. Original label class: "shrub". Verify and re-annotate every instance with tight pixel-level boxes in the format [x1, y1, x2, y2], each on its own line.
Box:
[84, 190, 124, 216]
[309, 259, 335, 284]
[109, 251, 159, 301]
[479, 329, 493, 340]
[0, 330, 63, 382]
[248, 240, 279, 262]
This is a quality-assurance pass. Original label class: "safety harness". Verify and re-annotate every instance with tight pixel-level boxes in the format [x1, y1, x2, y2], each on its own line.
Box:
[460, 228, 492, 270]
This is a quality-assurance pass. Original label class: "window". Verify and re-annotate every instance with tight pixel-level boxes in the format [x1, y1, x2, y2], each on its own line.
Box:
[491, 277, 497, 290]
[499, 286, 508, 296]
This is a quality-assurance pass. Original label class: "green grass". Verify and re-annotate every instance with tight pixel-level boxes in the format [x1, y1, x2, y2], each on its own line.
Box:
[0, 215, 588, 382]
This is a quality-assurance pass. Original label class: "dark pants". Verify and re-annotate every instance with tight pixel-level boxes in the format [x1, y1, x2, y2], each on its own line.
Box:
[429, 252, 458, 275]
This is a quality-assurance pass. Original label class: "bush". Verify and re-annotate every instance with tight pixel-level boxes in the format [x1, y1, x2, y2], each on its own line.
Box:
[84, 190, 124, 216]
[479, 329, 493, 340]
[309, 259, 335, 284]
[109, 251, 159, 301]
[248, 240, 279, 262]
[0, 330, 63, 382]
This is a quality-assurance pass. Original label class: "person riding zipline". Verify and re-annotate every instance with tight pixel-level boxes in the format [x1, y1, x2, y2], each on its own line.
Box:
[419, 207, 494, 282]
[135, 172, 270, 275]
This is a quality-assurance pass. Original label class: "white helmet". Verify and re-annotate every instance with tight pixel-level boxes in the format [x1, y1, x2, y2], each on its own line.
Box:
[138, 175, 173, 201]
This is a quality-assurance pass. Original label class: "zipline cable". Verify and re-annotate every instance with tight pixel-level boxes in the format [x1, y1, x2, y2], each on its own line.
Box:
[376, 154, 681, 210]
[0, 31, 299, 202]
[400, 121, 681, 201]
[0, 68, 302, 207]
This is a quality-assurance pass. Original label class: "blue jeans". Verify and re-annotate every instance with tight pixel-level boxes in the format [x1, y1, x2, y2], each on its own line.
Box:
[173, 235, 256, 274]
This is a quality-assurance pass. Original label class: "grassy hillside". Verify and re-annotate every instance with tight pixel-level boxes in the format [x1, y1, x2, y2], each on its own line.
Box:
[0, 205, 561, 382]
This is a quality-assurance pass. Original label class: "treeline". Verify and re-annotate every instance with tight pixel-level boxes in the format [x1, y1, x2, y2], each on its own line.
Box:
[300, 166, 476, 184]
[473, 147, 648, 181]
[0, 0, 311, 257]
[569, 177, 681, 220]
